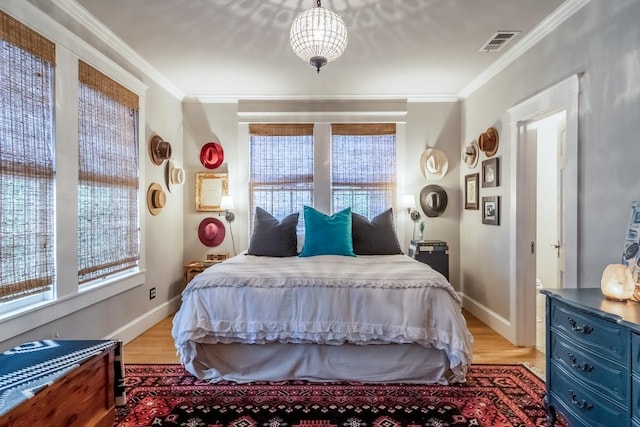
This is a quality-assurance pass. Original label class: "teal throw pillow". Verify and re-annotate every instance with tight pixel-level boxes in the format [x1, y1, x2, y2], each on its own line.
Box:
[299, 206, 356, 257]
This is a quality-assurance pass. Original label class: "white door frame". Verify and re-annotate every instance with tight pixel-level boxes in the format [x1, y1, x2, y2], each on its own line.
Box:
[507, 74, 579, 346]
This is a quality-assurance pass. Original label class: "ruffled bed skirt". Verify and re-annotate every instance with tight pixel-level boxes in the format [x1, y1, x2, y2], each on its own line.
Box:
[183, 342, 466, 384]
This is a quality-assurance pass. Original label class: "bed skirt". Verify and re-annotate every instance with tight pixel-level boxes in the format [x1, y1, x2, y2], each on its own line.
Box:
[184, 342, 464, 384]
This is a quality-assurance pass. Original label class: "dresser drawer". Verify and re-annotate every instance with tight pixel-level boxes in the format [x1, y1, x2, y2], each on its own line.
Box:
[550, 300, 628, 363]
[551, 332, 629, 405]
[632, 374, 640, 422]
[633, 332, 640, 376]
[549, 362, 628, 427]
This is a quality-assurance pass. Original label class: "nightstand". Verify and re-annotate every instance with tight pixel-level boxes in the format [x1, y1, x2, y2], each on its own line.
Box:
[183, 261, 206, 287]
[183, 253, 229, 286]
[408, 240, 449, 280]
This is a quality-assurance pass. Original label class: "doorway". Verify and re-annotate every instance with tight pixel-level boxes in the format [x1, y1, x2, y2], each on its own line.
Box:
[507, 74, 579, 347]
[532, 111, 566, 352]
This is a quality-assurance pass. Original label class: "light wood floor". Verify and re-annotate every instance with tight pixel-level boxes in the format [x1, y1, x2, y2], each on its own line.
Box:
[123, 310, 546, 376]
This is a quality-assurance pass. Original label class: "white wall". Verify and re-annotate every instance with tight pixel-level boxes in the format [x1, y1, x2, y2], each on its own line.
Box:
[460, 0, 640, 323]
[181, 100, 463, 288]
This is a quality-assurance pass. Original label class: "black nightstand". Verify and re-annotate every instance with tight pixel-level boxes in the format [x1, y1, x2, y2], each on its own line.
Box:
[408, 240, 449, 280]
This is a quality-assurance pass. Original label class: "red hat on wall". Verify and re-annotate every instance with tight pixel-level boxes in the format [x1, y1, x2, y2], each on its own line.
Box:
[200, 142, 224, 169]
[198, 217, 226, 247]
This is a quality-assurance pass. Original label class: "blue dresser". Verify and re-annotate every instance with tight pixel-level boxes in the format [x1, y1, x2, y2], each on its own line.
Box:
[542, 288, 640, 427]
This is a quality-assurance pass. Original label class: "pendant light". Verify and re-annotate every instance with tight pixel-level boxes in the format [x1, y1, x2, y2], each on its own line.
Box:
[289, 0, 348, 73]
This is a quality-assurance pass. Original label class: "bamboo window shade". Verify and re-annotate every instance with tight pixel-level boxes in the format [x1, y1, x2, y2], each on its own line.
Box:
[0, 11, 55, 302]
[331, 123, 397, 218]
[78, 60, 139, 284]
[248, 124, 313, 230]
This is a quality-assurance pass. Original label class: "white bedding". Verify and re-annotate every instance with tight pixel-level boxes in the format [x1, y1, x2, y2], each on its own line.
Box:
[172, 253, 473, 383]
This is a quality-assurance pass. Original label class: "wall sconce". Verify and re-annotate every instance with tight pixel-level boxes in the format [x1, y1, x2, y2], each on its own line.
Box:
[402, 194, 421, 221]
[219, 196, 235, 222]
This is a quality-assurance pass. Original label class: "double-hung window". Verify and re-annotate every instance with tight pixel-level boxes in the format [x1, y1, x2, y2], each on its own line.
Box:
[331, 123, 397, 218]
[248, 124, 313, 230]
[77, 61, 139, 284]
[0, 12, 55, 305]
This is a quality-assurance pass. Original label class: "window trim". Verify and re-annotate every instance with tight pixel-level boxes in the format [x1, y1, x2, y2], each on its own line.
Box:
[0, 1, 147, 340]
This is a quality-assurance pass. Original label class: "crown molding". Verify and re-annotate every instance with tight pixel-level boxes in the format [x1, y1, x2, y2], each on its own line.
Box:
[52, 0, 184, 101]
[185, 93, 459, 104]
[457, 0, 591, 99]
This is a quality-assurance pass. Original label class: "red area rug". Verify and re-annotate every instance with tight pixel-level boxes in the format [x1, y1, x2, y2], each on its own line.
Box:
[116, 364, 566, 427]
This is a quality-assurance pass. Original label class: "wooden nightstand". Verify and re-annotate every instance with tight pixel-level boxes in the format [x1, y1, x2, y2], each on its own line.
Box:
[183, 253, 229, 286]
[183, 261, 206, 287]
[408, 240, 449, 280]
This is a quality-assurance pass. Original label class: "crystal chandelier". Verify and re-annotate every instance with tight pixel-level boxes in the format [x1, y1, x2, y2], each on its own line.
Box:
[289, 0, 348, 73]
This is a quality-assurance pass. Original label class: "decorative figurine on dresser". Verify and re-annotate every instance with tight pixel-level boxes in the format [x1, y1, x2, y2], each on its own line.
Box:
[541, 287, 640, 427]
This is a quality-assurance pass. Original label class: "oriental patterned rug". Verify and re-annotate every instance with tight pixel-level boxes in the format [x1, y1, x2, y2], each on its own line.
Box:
[115, 364, 566, 427]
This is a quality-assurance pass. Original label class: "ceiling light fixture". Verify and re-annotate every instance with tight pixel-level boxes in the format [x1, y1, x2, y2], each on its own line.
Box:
[290, 0, 348, 73]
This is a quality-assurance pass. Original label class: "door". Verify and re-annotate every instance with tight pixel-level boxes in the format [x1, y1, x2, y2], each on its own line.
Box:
[534, 111, 566, 352]
[509, 74, 579, 347]
[535, 111, 566, 291]
[556, 116, 567, 289]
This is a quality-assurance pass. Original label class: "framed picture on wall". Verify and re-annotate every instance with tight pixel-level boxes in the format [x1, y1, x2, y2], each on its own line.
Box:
[464, 173, 479, 210]
[195, 172, 228, 212]
[622, 201, 640, 285]
[482, 157, 500, 188]
[482, 196, 500, 225]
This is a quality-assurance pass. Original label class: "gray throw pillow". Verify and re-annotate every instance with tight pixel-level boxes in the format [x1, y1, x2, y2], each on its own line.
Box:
[351, 208, 403, 255]
[247, 207, 299, 257]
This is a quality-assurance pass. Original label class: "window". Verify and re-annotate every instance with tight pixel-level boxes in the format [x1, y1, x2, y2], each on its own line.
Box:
[249, 124, 314, 229]
[331, 123, 397, 218]
[77, 61, 139, 284]
[0, 11, 55, 304]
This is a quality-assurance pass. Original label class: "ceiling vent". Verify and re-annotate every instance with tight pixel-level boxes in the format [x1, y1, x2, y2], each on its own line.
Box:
[479, 31, 521, 52]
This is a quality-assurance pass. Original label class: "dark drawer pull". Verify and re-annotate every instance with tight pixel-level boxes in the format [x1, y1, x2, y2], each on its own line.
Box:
[567, 317, 593, 334]
[568, 353, 593, 371]
[568, 390, 593, 410]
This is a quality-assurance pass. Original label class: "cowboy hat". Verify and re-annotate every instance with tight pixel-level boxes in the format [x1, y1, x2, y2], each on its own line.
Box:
[147, 183, 166, 216]
[200, 142, 225, 169]
[478, 127, 499, 157]
[165, 160, 185, 193]
[462, 141, 479, 168]
[198, 217, 226, 247]
[419, 184, 448, 218]
[419, 148, 448, 180]
[149, 135, 172, 165]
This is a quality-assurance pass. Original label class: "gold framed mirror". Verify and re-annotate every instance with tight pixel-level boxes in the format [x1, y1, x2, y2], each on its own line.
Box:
[195, 172, 228, 212]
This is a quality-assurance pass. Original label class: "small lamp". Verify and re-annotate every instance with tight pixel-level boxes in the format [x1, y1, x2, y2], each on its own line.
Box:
[600, 263, 635, 301]
[402, 194, 420, 221]
[219, 196, 235, 222]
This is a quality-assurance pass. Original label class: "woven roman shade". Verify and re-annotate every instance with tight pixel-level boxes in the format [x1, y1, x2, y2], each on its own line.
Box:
[78, 61, 139, 284]
[249, 124, 313, 230]
[0, 11, 55, 302]
[331, 123, 397, 218]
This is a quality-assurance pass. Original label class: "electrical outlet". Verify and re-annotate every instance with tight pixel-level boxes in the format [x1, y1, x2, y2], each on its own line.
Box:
[149, 287, 156, 300]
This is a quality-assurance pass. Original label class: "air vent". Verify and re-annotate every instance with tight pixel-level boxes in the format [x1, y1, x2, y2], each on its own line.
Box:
[479, 31, 521, 52]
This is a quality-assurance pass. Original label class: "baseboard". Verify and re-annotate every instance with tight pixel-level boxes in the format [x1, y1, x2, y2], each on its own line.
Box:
[104, 296, 181, 344]
[461, 294, 515, 344]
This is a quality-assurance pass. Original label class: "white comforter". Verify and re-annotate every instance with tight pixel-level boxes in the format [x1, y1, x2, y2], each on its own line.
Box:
[172, 253, 473, 374]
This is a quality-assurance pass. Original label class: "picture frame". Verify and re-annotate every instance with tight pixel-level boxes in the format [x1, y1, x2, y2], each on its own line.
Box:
[195, 172, 228, 212]
[464, 173, 479, 210]
[482, 196, 500, 225]
[482, 157, 500, 188]
[622, 201, 640, 284]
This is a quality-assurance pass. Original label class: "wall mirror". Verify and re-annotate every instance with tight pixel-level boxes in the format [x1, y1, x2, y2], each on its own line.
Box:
[195, 172, 228, 212]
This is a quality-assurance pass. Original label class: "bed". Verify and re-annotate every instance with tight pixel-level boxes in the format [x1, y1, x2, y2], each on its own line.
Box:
[172, 206, 473, 384]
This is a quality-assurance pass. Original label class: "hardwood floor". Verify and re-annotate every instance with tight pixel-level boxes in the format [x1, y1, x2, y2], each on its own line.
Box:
[123, 310, 546, 376]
